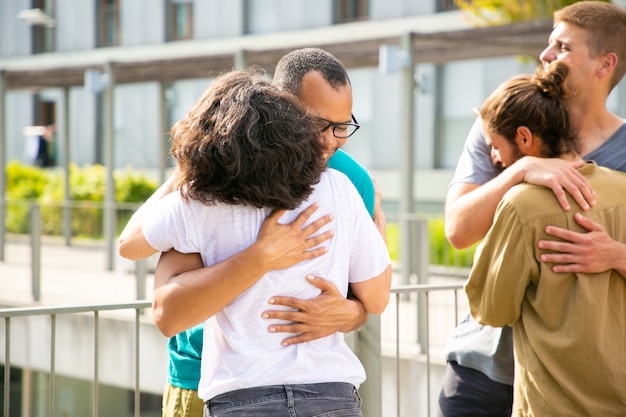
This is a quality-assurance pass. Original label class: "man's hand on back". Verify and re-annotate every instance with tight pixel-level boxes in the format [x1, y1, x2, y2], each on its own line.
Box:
[262, 275, 367, 346]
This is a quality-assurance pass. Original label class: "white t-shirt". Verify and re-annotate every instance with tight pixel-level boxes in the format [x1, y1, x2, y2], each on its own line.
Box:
[142, 168, 390, 400]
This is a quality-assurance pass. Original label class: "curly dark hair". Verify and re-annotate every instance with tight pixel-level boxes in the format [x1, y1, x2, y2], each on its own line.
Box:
[478, 62, 580, 158]
[170, 69, 325, 210]
[273, 48, 350, 96]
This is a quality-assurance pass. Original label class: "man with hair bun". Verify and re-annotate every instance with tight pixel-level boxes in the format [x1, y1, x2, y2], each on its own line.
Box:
[439, 1, 626, 415]
[465, 62, 626, 416]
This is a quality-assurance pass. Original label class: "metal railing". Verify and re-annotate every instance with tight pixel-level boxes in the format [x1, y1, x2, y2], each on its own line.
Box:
[0, 282, 469, 417]
[0, 198, 471, 416]
[0, 301, 152, 417]
[385, 283, 465, 417]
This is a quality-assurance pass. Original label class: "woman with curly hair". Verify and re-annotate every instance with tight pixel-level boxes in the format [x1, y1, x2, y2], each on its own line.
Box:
[120, 68, 391, 416]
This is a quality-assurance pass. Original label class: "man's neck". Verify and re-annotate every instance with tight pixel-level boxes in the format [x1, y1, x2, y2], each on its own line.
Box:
[568, 103, 624, 156]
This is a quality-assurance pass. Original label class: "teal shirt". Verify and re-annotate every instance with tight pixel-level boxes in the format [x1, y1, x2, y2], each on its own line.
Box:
[167, 148, 375, 390]
[327, 149, 375, 217]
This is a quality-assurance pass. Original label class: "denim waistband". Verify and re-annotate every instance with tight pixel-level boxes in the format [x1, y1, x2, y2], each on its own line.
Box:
[207, 382, 360, 406]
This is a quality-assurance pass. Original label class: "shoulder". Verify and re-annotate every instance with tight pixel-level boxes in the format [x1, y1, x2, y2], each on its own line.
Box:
[328, 149, 369, 178]
[499, 183, 555, 215]
[322, 168, 355, 189]
[327, 149, 375, 216]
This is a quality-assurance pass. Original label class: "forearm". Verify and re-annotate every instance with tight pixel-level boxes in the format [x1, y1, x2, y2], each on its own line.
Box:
[350, 265, 392, 315]
[153, 244, 276, 337]
[118, 174, 177, 259]
[445, 164, 524, 249]
[345, 289, 369, 332]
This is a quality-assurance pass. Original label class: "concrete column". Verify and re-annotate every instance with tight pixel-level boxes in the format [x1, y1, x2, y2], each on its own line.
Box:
[399, 32, 416, 287]
[62, 87, 72, 245]
[103, 63, 116, 271]
[0, 70, 6, 261]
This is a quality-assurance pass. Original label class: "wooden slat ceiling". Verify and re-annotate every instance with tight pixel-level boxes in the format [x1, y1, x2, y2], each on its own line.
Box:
[2, 18, 553, 90]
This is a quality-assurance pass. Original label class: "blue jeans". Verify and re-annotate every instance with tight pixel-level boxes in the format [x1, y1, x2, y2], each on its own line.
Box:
[204, 382, 363, 417]
[436, 361, 513, 417]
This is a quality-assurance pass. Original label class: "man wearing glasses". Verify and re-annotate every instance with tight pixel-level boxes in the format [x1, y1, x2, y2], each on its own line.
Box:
[118, 48, 385, 417]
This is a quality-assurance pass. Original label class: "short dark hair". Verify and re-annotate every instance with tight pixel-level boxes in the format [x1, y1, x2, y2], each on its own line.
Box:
[170, 69, 325, 210]
[479, 62, 580, 158]
[273, 47, 350, 96]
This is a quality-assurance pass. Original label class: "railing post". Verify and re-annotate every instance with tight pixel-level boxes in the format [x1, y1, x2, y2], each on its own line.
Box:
[415, 218, 430, 350]
[31, 203, 41, 301]
[50, 314, 56, 417]
[102, 62, 116, 271]
[135, 309, 141, 417]
[93, 311, 100, 417]
[136, 259, 147, 301]
[399, 31, 416, 288]
[3, 317, 10, 417]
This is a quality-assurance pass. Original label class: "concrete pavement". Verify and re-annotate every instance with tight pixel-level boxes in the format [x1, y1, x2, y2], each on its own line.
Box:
[0, 237, 157, 308]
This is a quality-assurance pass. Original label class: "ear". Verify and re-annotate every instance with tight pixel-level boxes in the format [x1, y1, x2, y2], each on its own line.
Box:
[515, 126, 533, 150]
[597, 52, 618, 79]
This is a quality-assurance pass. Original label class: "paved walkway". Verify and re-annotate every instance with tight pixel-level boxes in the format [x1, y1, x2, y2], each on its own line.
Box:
[0, 237, 157, 308]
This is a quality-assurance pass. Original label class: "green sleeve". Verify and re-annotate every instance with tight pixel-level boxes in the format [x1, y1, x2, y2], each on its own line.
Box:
[327, 149, 375, 217]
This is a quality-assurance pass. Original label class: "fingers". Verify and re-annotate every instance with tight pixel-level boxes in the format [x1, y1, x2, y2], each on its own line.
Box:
[277, 332, 319, 346]
[292, 203, 320, 228]
[304, 274, 339, 293]
[573, 212, 601, 231]
[266, 296, 308, 311]
[547, 183, 571, 211]
[561, 179, 595, 211]
[265, 208, 287, 223]
[303, 230, 333, 249]
[266, 322, 333, 346]
[302, 213, 334, 238]
[540, 213, 596, 245]
[523, 158, 595, 211]
[549, 168, 594, 211]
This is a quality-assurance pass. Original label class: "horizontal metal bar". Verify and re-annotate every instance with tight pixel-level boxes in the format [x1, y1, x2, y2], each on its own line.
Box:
[391, 283, 463, 294]
[0, 301, 152, 318]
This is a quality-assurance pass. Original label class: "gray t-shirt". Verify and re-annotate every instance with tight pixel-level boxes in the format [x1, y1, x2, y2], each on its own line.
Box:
[444, 117, 626, 385]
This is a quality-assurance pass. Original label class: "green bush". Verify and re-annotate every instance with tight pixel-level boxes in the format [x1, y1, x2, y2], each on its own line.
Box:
[386, 218, 477, 268]
[429, 218, 477, 267]
[5, 161, 474, 267]
[5, 162, 49, 233]
[5, 161, 158, 238]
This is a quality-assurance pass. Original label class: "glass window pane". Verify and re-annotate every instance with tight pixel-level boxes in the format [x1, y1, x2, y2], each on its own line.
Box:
[334, 0, 368, 24]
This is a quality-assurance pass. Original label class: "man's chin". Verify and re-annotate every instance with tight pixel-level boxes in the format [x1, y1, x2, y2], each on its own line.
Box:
[322, 149, 338, 162]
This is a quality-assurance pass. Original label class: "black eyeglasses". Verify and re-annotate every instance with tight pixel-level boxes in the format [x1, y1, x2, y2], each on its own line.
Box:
[315, 114, 360, 139]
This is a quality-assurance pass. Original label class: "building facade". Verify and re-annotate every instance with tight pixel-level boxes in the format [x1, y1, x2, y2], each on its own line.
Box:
[5, 0, 620, 212]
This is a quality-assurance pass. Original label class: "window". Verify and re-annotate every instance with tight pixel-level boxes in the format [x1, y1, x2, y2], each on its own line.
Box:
[334, 0, 368, 24]
[167, 0, 193, 41]
[437, 0, 460, 12]
[97, 0, 119, 47]
[30, 0, 56, 53]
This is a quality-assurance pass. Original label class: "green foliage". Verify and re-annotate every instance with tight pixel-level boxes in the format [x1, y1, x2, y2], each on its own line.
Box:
[6, 161, 474, 268]
[114, 167, 161, 203]
[386, 222, 400, 261]
[454, 0, 610, 26]
[5, 162, 49, 233]
[386, 219, 477, 268]
[5, 161, 49, 198]
[5, 161, 157, 238]
[428, 218, 477, 267]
